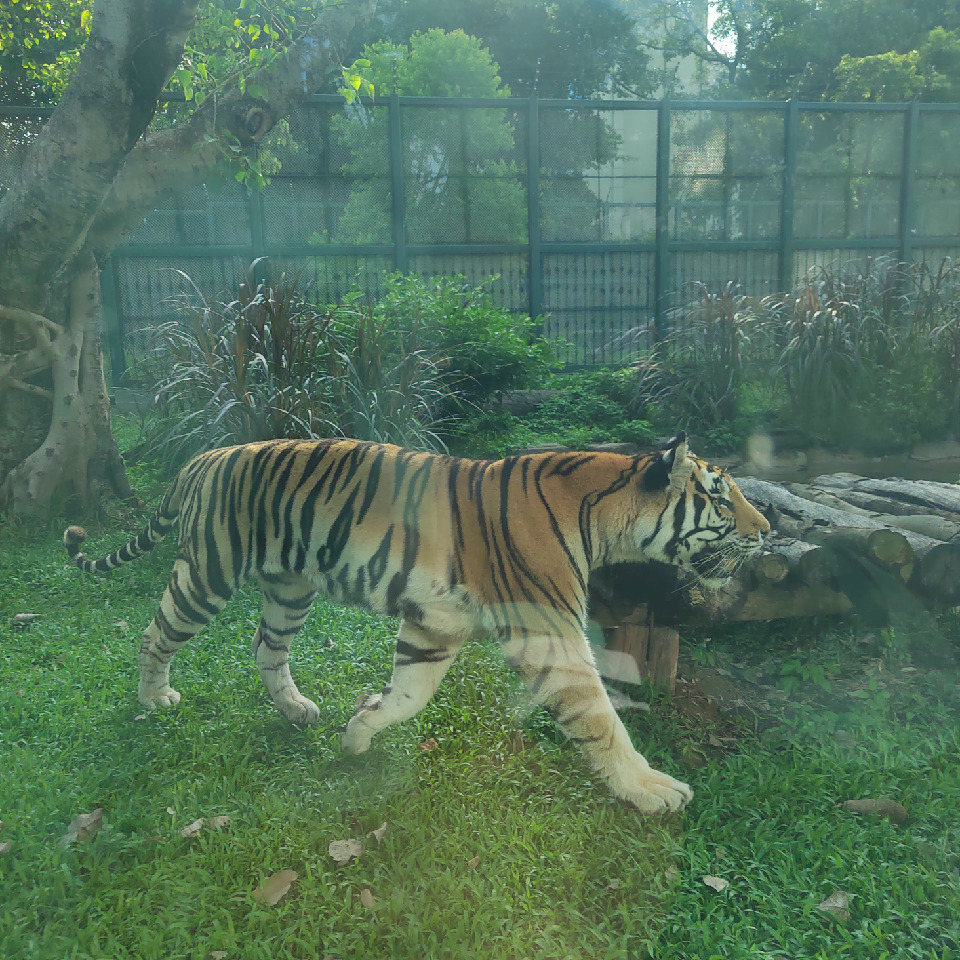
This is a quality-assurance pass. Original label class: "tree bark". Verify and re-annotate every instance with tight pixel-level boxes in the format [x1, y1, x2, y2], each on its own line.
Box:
[0, 0, 376, 517]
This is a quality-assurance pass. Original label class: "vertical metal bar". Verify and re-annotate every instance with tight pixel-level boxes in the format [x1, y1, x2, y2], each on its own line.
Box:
[389, 93, 408, 273]
[899, 99, 919, 266]
[778, 99, 798, 294]
[654, 101, 671, 334]
[248, 142, 267, 264]
[527, 95, 542, 324]
[100, 256, 125, 382]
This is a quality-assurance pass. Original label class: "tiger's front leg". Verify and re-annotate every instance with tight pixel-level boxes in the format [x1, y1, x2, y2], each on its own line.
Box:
[342, 622, 463, 754]
[253, 573, 320, 726]
[501, 628, 692, 814]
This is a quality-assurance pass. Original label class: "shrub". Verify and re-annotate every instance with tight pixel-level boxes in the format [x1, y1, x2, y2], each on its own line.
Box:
[337, 272, 557, 410]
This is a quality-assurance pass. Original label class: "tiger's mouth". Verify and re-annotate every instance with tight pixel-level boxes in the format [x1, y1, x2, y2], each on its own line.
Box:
[683, 539, 760, 587]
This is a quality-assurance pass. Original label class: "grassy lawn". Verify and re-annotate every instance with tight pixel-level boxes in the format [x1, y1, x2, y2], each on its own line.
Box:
[1, 516, 958, 960]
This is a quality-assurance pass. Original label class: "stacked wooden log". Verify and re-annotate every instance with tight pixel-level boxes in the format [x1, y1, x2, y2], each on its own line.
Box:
[590, 473, 960, 629]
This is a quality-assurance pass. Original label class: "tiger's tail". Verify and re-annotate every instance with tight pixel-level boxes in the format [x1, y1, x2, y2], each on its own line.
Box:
[64, 508, 177, 575]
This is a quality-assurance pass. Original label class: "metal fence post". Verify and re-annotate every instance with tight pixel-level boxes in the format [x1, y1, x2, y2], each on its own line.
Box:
[778, 98, 798, 294]
[527, 95, 542, 323]
[389, 94, 408, 273]
[899, 99, 919, 266]
[654, 101, 671, 334]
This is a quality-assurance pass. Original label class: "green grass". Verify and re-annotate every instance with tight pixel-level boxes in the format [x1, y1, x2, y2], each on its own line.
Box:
[1, 519, 958, 960]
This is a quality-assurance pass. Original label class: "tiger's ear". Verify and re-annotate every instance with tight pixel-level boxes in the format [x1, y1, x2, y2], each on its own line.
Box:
[664, 432, 691, 496]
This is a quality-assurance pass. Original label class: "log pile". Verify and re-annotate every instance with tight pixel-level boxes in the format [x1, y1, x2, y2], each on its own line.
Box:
[589, 473, 960, 634]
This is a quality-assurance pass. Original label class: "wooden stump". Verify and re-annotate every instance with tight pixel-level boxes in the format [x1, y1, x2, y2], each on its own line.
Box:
[605, 604, 680, 692]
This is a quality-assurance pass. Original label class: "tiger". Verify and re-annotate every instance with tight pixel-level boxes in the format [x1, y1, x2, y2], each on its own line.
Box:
[63, 432, 768, 814]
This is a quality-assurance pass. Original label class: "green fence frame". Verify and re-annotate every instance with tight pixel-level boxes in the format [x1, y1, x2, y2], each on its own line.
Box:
[2, 95, 958, 375]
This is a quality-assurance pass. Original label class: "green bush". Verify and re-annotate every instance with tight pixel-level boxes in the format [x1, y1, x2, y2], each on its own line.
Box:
[337, 272, 557, 410]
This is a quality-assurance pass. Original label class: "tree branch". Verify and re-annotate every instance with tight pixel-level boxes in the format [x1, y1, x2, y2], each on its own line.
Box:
[85, 0, 377, 256]
[0, 0, 201, 313]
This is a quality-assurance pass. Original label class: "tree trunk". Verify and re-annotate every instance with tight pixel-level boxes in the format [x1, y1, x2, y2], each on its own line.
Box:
[0, 0, 376, 518]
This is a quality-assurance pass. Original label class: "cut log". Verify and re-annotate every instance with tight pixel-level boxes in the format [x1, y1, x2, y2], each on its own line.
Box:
[750, 550, 791, 585]
[812, 475, 960, 514]
[917, 542, 960, 604]
[604, 604, 680, 691]
[737, 478, 943, 557]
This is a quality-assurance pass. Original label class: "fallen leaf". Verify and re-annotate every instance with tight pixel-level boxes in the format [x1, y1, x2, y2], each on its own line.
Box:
[466, 856, 481, 870]
[166, 807, 176, 816]
[328, 838, 363, 866]
[181, 818, 204, 838]
[61, 808, 103, 846]
[208, 816, 232, 829]
[839, 798, 908, 825]
[253, 869, 297, 906]
[418, 738, 439, 752]
[134, 713, 148, 721]
[0, 841, 11, 855]
[664, 865, 680, 883]
[605, 879, 621, 892]
[702, 875, 729, 892]
[818, 890, 851, 920]
[209, 952, 228, 959]
[360, 888, 376, 909]
[367, 822, 387, 845]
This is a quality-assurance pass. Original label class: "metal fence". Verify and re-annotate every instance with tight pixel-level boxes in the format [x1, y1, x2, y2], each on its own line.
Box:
[2, 96, 959, 372]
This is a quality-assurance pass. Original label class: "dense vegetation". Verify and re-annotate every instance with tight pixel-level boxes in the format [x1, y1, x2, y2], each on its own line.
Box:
[127, 257, 960, 474]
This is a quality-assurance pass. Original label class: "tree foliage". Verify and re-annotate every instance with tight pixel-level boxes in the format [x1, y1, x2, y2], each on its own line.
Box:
[334, 29, 527, 245]
[355, 0, 653, 99]
[0, 0, 90, 103]
[641, 0, 960, 102]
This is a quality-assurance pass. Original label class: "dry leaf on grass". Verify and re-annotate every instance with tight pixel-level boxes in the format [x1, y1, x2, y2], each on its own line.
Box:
[702, 875, 729, 892]
[838, 798, 907, 825]
[115, 619, 130, 634]
[818, 890, 852, 920]
[209, 952, 228, 959]
[664, 865, 680, 883]
[329, 838, 363, 866]
[360, 888, 377, 910]
[208, 816, 232, 829]
[60, 808, 103, 847]
[367, 822, 387, 845]
[181, 818, 204, 838]
[418, 738, 439, 752]
[605, 879, 621, 892]
[0, 841, 11, 855]
[252, 869, 298, 906]
[466, 856, 481, 870]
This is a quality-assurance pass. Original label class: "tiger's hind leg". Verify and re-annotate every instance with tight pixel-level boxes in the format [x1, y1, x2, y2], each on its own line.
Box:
[139, 558, 232, 711]
[253, 572, 320, 726]
[341, 622, 464, 754]
[501, 628, 692, 815]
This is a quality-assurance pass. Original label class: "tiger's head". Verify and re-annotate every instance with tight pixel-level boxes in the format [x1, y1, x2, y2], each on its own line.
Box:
[629, 432, 769, 588]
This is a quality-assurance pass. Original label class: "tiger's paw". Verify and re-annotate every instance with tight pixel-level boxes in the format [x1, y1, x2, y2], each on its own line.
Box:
[341, 693, 381, 754]
[618, 766, 693, 815]
[277, 693, 320, 727]
[139, 685, 181, 711]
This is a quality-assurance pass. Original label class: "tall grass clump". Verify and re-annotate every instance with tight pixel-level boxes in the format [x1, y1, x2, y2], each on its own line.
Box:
[632, 257, 960, 452]
[134, 266, 555, 472]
